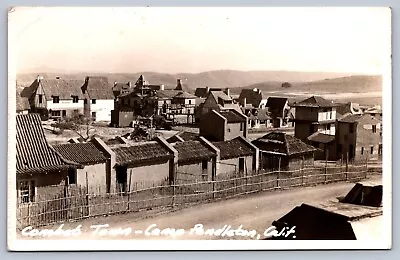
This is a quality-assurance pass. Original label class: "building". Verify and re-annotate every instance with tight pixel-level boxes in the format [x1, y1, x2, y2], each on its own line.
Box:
[252, 132, 316, 171]
[16, 114, 80, 204]
[173, 138, 217, 183]
[212, 136, 259, 177]
[81, 76, 115, 122]
[238, 88, 268, 109]
[112, 81, 134, 97]
[244, 108, 273, 129]
[194, 87, 228, 98]
[52, 142, 109, 194]
[22, 76, 85, 120]
[201, 90, 240, 115]
[266, 97, 291, 128]
[16, 89, 30, 115]
[200, 109, 248, 141]
[336, 113, 382, 162]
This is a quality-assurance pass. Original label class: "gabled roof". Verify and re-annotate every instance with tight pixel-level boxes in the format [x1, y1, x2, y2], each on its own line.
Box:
[238, 88, 263, 107]
[112, 142, 173, 167]
[218, 110, 246, 123]
[210, 91, 232, 102]
[338, 113, 382, 123]
[84, 76, 114, 99]
[248, 108, 271, 121]
[167, 131, 199, 143]
[266, 97, 288, 110]
[174, 141, 216, 163]
[212, 137, 254, 160]
[195, 87, 223, 98]
[294, 96, 336, 108]
[307, 132, 335, 144]
[252, 132, 316, 156]
[174, 91, 196, 99]
[16, 89, 30, 111]
[36, 78, 85, 99]
[53, 142, 108, 165]
[16, 114, 77, 174]
[154, 90, 180, 99]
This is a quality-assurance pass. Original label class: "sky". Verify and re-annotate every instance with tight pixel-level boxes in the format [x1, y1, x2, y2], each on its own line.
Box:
[9, 7, 391, 74]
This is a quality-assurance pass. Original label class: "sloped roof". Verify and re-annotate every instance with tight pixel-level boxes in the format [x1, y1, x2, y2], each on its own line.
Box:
[218, 110, 246, 123]
[338, 113, 382, 124]
[252, 132, 316, 156]
[53, 142, 108, 165]
[307, 132, 335, 144]
[266, 97, 288, 109]
[154, 90, 179, 99]
[174, 141, 216, 163]
[210, 91, 232, 102]
[212, 137, 254, 160]
[112, 142, 173, 167]
[248, 108, 271, 121]
[16, 89, 30, 111]
[195, 87, 223, 98]
[294, 96, 336, 108]
[84, 76, 114, 99]
[174, 91, 196, 99]
[167, 131, 199, 143]
[16, 114, 75, 174]
[238, 88, 263, 107]
[40, 78, 85, 99]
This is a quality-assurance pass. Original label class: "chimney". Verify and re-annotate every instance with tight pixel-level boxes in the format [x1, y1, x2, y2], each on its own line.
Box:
[160, 84, 164, 91]
[114, 81, 117, 86]
[55, 76, 60, 80]
[176, 79, 183, 90]
[36, 75, 43, 82]
[243, 97, 247, 108]
[206, 86, 210, 93]
[127, 81, 131, 87]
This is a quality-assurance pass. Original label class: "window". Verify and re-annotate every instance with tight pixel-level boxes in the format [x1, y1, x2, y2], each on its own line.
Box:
[372, 125, 377, 133]
[361, 147, 364, 155]
[68, 168, 77, 185]
[327, 124, 331, 131]
[349, 123, 354, 133]
[370, 146, 374, 155]
[188, 100, 192, 105]
[240, 122, 244, 131]
[18, 180, 35, 203]
[92, 112, 97, 120]
[84, 99, 88, 104]
[72, 96, 79, 103]
[53, 96, 59, 103]
[227, 128, 231, 133]
[62, 110, 66, 117]
[378, 144, 382, 155]
[92, 99, 96, 104]
[38, 94, 43, 104]
[51, 110, 61, 117]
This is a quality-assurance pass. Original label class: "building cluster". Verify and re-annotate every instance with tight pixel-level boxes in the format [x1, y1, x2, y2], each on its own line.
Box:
[15, 74, 382, 208]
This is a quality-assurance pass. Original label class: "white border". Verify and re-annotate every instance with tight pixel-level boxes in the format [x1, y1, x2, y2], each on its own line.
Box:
[7, 6, 392, 251]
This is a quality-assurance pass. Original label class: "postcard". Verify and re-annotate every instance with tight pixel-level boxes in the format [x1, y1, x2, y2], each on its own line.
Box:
[8, 6, 392, 251]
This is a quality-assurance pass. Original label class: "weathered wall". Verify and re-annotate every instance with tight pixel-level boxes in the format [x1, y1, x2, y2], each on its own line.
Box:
[225, 122, 244, 141]
[354, 115, 382, 161]
[77, 163, 107, 194]
[200, 111, 225, 141]
[90, 99, 114, 122]
[176, 159, 213, 182]
[217, 156, 253, 176]
[295, 107, 318, 121]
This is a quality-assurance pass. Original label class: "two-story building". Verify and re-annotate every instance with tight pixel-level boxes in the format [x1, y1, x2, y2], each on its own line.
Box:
[266, 97, 291, 128]
[336, 113, 382, 162]
[238, 88, 268, 109]
[22, 76, 85, 120]
[294, 96, 338, 160]
[81, 76, 115, 122]
[200, 109, 248, 141]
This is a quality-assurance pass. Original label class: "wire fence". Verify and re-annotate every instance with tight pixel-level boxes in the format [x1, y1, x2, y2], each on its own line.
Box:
[16, 162, 379, 229]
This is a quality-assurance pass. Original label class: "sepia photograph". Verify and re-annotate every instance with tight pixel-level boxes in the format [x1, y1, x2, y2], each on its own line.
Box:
[7, 6, 392, 250]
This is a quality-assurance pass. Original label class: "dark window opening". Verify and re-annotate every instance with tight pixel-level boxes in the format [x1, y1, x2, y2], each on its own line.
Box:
[372, 125, 377, 133]
[53, 96, 59, 103]
[201, 160, 208, 181]
[239, 158, 245, 173]
[92, 112, 97, 120]
[92, 99, 96, 104]
[38, 94, 43, 104]
[116, 166, 127, 194]
[240, 122, 244, 131]
[72, 96, 79, 103]
[68, 168, 77, 185]
[84, 99, 88, 104]
[370, 146, 374, 154]
[62, 110, 66, 117]
[378, 144, 382, 155]
[327, 124, 331, 130]
[361, 147, 364, 155]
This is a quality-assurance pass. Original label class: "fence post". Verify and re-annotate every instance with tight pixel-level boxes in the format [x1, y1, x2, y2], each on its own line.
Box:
[324, 149, 328, 183]
[345, 152, 349, 181]
[85, 172, 89, 217]
[277, 157, 281, 188]
[365, 152, 369, 179]
[127, 169, 132, 211]
[301, 156, 304, 186]
[212, 159, 216, 200]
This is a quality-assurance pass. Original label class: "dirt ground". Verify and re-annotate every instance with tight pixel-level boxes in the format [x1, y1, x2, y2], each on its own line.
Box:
[17, 174, 382, 240]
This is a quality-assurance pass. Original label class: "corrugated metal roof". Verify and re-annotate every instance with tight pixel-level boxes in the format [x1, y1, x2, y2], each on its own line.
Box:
[174, 141, 216, 163]
[212, 138, 254, 160]
[16, 113, 74, 174]
[53, 142, 108, 165]
[112, 142, 173, 167]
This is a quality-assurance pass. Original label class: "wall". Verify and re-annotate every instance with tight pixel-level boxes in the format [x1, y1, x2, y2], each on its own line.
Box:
[90, 99, 114, 122]
[317, 123, 336, 136]
[76, 163, 107, 194]
[288, 154, 314, 170]
[354, 115, 382, 161]
[294, 122, 313, 142]
[200, 111, 225, 141]
[317, 108, 337, 121]
[217, 156, 253, 177]
[295, 107, 318, 121]
[176, 159, 213, 183]
[47, 99, 85, 111]
[336, 121, 357, 161]
[201, 95, 219, 115]
[127, 161, 170, 188]
[225, 122, 245, 141]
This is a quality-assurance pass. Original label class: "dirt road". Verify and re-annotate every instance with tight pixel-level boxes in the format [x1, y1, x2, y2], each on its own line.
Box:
[18, 175, 381, 241]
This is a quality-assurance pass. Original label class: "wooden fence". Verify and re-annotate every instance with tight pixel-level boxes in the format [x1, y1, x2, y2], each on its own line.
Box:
[16, 163, 378, 229]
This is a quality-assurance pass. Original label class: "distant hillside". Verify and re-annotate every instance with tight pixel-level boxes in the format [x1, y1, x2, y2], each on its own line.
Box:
[15, 70, 355, 91]
[234, 75, 382, 94]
